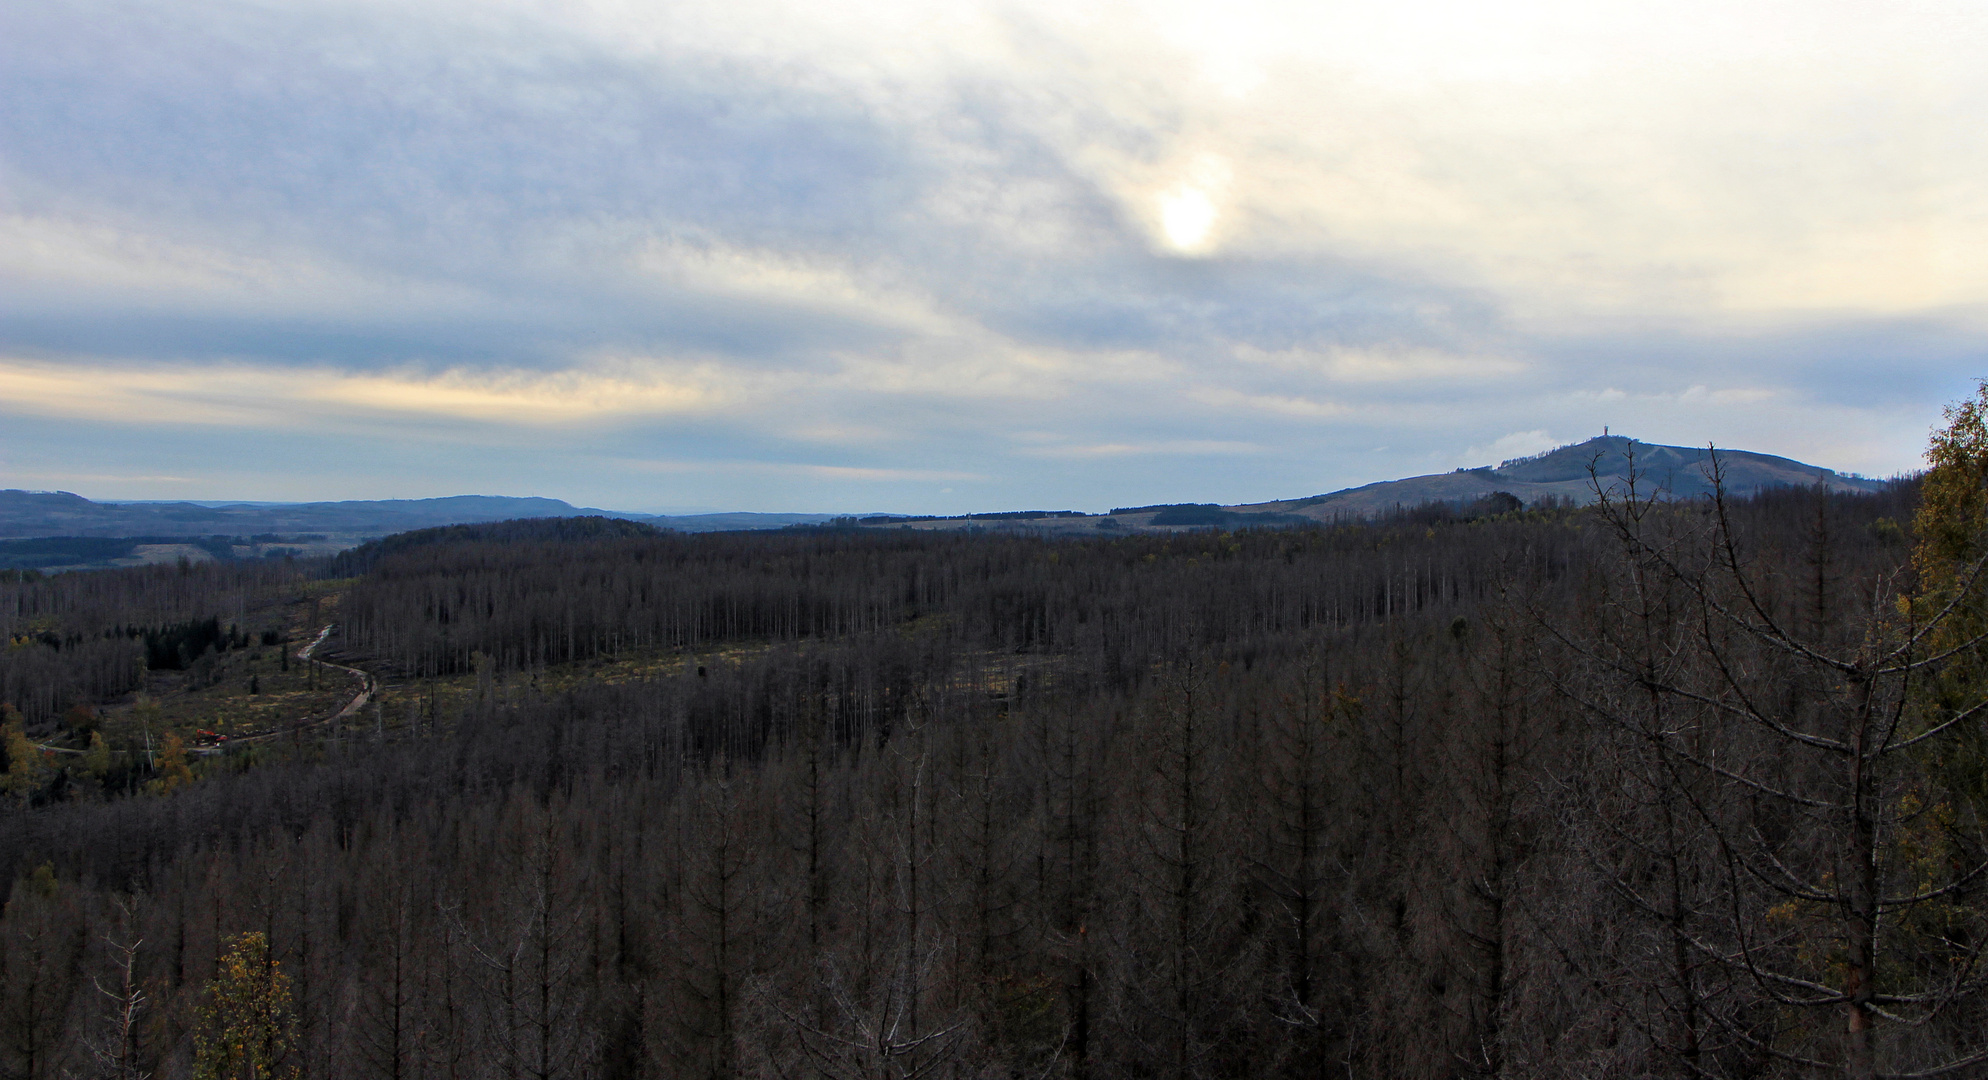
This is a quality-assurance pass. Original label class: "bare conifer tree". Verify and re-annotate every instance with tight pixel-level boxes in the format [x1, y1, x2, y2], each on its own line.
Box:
[1249, 653, 1353, 1070]
[1562, 435, 1988, 1076]
[82, 895, 149, 1080]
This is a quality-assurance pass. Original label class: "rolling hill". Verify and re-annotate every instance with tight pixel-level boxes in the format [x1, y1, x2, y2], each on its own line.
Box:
[1228, 436, 1890, 522]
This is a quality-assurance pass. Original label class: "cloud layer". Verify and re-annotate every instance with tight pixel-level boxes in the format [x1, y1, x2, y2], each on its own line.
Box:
[2, 0, 1982, 511]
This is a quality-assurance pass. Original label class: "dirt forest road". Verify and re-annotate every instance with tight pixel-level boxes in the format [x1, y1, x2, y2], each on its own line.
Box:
[206, 624, 374, 752]
[32, 624, 376, 758]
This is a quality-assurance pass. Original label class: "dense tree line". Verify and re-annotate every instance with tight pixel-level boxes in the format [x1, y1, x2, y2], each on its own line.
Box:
[2, 430, 1985, 1076]
[2, 562, 302, 729]
[335, 511, 1581, 682]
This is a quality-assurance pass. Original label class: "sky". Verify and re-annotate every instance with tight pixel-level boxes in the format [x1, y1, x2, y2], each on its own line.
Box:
[2, 0, 1985, 514]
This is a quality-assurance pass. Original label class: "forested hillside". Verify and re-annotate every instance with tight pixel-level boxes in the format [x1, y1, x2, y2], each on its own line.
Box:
[0, 439, 1983, 1077]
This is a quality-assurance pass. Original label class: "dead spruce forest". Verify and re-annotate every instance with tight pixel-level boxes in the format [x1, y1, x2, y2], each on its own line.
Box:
[7, 427, 1988, 1079]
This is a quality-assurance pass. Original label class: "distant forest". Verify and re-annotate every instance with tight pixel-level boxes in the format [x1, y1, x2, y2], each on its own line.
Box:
[2, 420, 1988, 1078]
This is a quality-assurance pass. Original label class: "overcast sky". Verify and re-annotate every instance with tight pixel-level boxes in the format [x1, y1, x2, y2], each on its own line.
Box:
[2, 0, 1984, 513]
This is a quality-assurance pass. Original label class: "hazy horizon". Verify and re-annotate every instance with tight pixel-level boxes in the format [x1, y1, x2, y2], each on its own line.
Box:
[7, 430, 1906, 521]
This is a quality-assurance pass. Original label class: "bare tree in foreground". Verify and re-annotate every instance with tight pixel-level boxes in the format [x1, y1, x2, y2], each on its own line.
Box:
[1558, 428, 1988, 1078]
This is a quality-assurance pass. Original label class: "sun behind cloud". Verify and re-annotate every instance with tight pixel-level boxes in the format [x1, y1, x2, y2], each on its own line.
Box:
[1159, 187, 1217, 252]
[1154, 155, 1235, 254]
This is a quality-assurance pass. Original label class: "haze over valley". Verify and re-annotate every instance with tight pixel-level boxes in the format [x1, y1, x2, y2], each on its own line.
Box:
[0, 434, 1891, 570]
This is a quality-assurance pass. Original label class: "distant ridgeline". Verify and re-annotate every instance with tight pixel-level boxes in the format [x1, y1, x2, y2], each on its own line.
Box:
[836, 436, 1896, 537]
[0, 489, 592, 539]
[1229, 434, 1895, 523]
[0, 490, 836, 571]
[0, 490, 835, 543]
[0, 434, 1899, 562]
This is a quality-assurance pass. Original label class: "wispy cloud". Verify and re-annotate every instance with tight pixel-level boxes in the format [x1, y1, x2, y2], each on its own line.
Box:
[0, 470, 195, 487]
[0, 0, 1978, 507]
[1024, 440, 1264, 458]
[1232, 345, 1527, 384]
[616, 457, 984, 484]
[1192, 387, 1348, 418]
[0, 357, 729, 427]
[1465, 430, 1559, 466]
[308, 365, 724, 423]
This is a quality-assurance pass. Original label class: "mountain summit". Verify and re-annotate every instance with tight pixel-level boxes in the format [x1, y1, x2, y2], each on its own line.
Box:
[1234, 436, 1889, 521]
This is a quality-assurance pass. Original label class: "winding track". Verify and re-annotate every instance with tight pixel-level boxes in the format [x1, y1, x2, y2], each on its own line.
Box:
[33, 624, 374, 758]
[211, 624, 374, 750]
[25, 625, 374, 763]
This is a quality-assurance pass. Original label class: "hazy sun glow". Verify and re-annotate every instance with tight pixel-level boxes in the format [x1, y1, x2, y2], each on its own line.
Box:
[1160, 188, 1218, 252]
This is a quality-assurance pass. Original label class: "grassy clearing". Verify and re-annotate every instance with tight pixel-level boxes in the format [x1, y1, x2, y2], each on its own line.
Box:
[71, 591, 356, 753]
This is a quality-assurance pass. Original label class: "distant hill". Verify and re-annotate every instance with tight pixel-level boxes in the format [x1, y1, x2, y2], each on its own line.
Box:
[0, 490, 838, 542]
[0, 435, 1897, 563]
[0, 491, 592, 540]
[0, 490, 840, 569]
[1232, 436, 1891, 521]
[842, 436, 1896, 537]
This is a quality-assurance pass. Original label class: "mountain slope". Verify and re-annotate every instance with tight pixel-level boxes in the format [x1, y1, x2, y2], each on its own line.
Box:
[1234, 436, 1890, 520]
